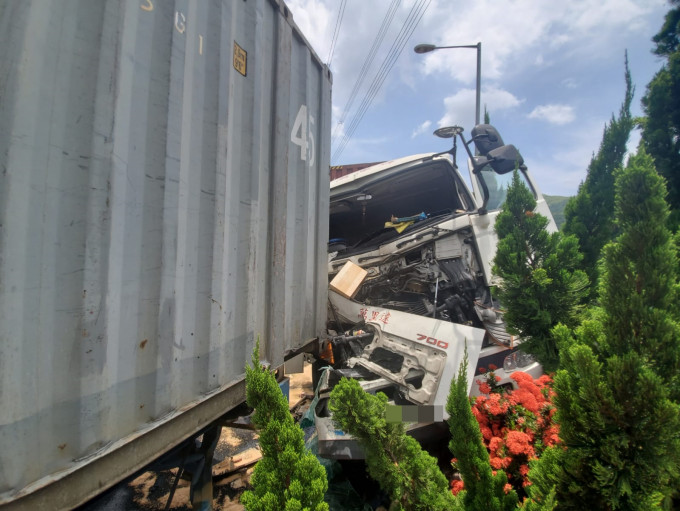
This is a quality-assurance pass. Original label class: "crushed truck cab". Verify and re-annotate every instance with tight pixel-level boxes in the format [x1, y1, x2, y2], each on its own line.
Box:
[317, 124, 555, 459]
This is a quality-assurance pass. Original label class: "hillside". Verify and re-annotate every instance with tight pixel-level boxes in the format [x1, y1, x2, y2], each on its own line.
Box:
[543, 194, 571, 229]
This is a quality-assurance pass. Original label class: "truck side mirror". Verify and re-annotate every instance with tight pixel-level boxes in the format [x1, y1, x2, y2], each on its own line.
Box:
[471, 124, 505, 156]
[487, 144, 524, 174]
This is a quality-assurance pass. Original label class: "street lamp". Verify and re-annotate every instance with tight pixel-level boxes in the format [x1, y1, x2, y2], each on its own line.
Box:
[413, 42, 482, 126]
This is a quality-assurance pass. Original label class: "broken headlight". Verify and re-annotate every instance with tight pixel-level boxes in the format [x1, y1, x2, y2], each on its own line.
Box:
[502, 351, 535, 372]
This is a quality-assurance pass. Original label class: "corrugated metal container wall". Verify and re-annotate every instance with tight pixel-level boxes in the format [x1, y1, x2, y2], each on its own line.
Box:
[0, 0, 331, 507]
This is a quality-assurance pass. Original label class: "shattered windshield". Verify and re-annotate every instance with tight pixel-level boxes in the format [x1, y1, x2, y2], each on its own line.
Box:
[329, 159, 474, 253]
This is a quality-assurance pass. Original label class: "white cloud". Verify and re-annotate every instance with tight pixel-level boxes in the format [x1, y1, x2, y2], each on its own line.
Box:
[438, 87, 522, 128]
[437, 89, 477, 128]
[286, 0, 334, 60]
[411, 120, 432, 138]
[562, 78, 579, 89]
[287, 0, 667, 108]
[414, 0, 666, 85]
[528, 104, 576, 125]
[485, 86, 524, 110]
[526, 117, 607, 194]
[570, 0, 647, 33]
[547, 33, 572, 50]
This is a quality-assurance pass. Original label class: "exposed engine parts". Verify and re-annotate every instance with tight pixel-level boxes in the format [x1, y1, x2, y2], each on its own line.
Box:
[341, 232, 503, 343]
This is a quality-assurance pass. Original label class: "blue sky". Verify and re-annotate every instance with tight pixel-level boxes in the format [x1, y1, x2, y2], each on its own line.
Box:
[287, 0, 670, 196]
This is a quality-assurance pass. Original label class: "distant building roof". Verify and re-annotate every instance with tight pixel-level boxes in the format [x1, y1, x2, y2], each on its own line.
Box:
[330, 162, 383, 181]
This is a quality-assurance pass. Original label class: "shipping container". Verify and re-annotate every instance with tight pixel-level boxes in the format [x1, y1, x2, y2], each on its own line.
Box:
[0, 0, 331, 508]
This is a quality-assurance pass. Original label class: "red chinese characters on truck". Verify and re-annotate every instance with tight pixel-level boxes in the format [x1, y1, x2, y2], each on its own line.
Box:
[358, 308, 391, 325]
[357, 308, 449, 349]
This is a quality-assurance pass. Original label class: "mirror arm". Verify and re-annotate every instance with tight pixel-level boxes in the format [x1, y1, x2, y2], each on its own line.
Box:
[458, 133, 476, 161]
[472, 165, 490, 215]
[457, 132, 491, 214]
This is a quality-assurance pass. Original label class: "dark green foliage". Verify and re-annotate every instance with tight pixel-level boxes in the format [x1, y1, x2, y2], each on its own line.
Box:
[642, 3, 680, 230]
[522, 447, 559, 510]
[651, 0, 680, 57]
[528, 155, 680, 509]
[328, 378, 459, 511]
[241, 340, 329, 511]
[547, 327, 680, 510]
[446, 350, 518, 511]
[598, 150, 680, 398]
[493, 171, 588, 371]
[563, 54, 634, 290]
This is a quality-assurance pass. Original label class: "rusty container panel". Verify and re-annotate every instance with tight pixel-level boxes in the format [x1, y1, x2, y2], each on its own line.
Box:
[0, 0, 330, 508]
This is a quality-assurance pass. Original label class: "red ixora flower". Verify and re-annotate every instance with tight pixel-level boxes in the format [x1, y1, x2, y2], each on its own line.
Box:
[480, 425, 493, 441]
[478, 367, 487, 374]
[511, 371, 534, 385]
[537, 374, 553, 387]
[509, 388, 540, 414]
[505, 430, 535, 458]
[451, 479, 465, 496]
[489, 436, 504, 454]
[488, 363, 498, 371]
[472, 405, 489, 425]
[484, 392, 509, 415]
[543, 424, 560, 447]
[468, 370, 559, 497]
[490, 456, 504, 470]
[478, 381, 492, 394]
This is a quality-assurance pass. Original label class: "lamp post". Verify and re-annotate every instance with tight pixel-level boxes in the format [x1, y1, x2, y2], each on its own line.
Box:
[414, 42, 481, 126]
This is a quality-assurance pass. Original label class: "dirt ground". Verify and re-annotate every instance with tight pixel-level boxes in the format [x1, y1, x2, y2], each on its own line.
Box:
[79, 363, 314, 510]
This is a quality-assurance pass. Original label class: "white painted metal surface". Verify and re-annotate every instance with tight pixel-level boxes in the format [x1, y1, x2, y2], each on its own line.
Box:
[0, 0, 331, 507]
[329, 291, 484, 407]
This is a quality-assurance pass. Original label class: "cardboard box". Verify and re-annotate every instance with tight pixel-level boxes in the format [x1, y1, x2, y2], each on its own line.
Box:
[330, 261, 368, 299]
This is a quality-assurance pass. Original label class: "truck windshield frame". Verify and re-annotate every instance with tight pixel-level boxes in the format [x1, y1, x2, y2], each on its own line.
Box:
[329, 159, 475, 252]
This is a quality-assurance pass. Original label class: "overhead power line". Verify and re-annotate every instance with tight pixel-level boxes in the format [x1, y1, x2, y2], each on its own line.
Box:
[326, 0, 347, 67]
[332, 0, 431, 164]
[331, 0, 401, 143]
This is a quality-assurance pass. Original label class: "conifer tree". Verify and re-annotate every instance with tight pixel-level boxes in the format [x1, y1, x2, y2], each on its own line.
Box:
[650, 0, 680, 57]
[641, 1, 680, 229]
[446, 350, 518, 511]
[329, 378, 459, 511]
[493, 171, 588, 371]
[241, 341, 329, 511]
[599, 149, 680, 398]
[541, 328, 680, 509]
[563, 54, 634, 291]
[526, 152, 680, 509]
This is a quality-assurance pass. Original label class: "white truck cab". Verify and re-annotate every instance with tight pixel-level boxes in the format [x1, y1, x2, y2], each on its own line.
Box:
[318, 124, 556, 459]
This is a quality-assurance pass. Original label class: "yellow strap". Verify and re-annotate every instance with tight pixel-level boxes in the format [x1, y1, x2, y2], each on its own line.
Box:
[384, 220, 415, 233]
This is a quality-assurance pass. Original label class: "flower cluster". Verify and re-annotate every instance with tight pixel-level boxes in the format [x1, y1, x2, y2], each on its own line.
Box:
[475, 363, 502, 395]
[451, 369, 559, 498]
